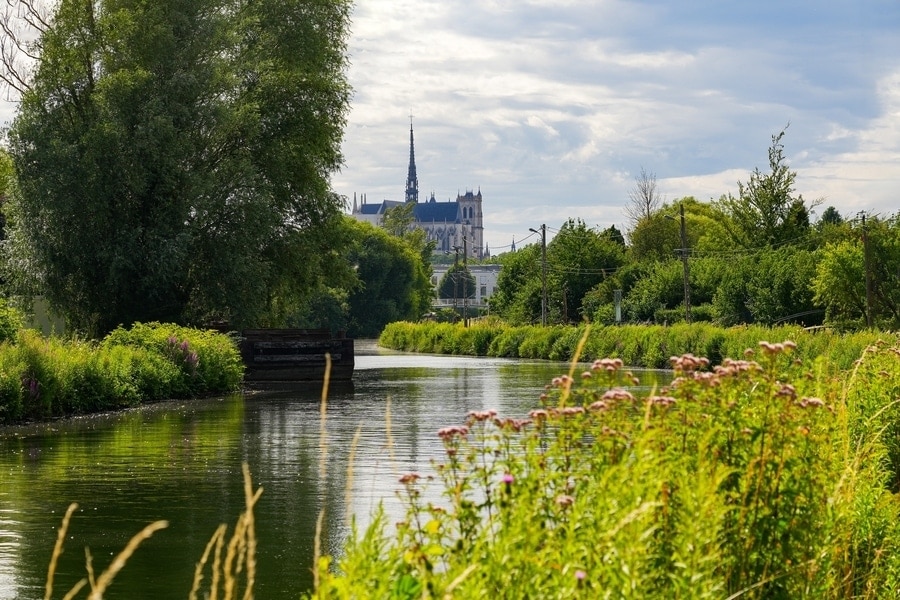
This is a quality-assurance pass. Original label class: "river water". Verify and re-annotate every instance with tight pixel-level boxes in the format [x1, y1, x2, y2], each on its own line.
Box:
[0, 341, 669, 599]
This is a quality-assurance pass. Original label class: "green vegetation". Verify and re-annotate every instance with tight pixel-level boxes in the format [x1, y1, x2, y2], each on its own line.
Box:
[2, 0, 352, 336]
[379, 320, 887, 371]
[492, 129, 900, 332]
[0, 322, 242, 424]
[438, 264, 476, 301]
[285, 217, 434, 338]
[308, 337, 900, 599]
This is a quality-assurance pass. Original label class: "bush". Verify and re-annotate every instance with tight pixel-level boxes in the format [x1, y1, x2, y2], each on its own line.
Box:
[0, 323, 242, 424]
[0, 299, 24, 344]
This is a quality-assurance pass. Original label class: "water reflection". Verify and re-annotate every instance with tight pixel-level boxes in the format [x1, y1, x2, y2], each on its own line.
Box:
[0, 341, 670, 600]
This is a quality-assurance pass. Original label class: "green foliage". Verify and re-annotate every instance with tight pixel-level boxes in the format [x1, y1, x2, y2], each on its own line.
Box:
[713, 248, 821, 327]
[0, 148, 12, 200]
[380, 321, 887, 372]
[627, 198, 733, 263]
[0, 322, 242, 424]
[628, 212, 682, 262]
[0, 298, 24, 343]
[547, 218, 626, 324]
[311, 339, 900, 598]
[344, 219, 433, 337]
[438, 264, 476, 300]
[102, 321, 244, 394]
[490, 244, 542, 325]
[717, 128, 813, 249]
[491, 219, 625, 325]
[3, 0, 351, 335]
[813, 214, 900, 330]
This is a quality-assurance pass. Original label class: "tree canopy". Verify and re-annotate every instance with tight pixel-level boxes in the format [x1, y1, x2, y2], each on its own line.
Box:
[438, 264, 476, 301]
[2, 0, 351, 335]
[717, 127, 813, 249]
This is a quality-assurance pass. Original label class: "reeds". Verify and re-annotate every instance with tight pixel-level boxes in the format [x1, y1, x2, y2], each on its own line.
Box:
[189, 464, 262, 600]
[43, 463, 261, 600]
[44, 504, 168, 600]
[379, 320, 894, 371]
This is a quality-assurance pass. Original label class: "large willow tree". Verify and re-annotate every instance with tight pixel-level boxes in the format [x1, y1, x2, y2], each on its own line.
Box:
[1, 0, 351, 335]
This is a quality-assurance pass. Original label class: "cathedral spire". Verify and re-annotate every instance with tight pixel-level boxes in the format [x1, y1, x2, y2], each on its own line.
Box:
[405, 115, 419, 203]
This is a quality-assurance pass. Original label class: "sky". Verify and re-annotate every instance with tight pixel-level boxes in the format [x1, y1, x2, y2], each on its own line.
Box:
[332, 0, 900, 253]
[2, 1, 899, 254]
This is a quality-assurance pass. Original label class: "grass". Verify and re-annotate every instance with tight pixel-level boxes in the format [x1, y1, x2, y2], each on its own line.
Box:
[379, 321, 892, 371]
[307, 332, 900, 599]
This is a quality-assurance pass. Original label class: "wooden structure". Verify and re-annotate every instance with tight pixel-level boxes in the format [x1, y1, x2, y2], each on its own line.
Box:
[240, 329, 354, 383]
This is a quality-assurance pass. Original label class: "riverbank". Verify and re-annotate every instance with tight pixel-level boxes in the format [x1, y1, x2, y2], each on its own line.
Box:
[310, 335, 900, 598]
[0, 322, 243, 424]
[379, 320, 894, 370]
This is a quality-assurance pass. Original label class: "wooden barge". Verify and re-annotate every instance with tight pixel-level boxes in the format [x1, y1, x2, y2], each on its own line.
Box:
[239, 329, 354, 383]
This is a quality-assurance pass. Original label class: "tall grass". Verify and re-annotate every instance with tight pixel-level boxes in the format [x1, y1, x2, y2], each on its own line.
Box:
[43, 465, 261, 600]
[310, 335, 900, 598]
[0, 322, 243, 424]
[380, 321, 891, 371]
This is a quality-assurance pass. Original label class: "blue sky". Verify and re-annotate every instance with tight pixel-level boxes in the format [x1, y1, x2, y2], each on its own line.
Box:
[333, 0, 900, 252]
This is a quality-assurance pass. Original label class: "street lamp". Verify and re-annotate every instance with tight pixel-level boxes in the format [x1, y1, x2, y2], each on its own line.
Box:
[664, 204, 691, 324]
[529, 224, 547, 326]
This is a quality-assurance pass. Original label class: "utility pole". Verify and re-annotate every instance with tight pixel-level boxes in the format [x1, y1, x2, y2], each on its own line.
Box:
[462, 236, 469, 327]
[678, 203, 691, 324]
[666, 205, 691, 323]
[529, 224, 547, 326]
[862, 214, 873, 328]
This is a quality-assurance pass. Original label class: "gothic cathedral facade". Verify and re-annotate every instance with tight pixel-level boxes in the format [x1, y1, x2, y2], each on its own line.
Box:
[351, 122, 487, 259]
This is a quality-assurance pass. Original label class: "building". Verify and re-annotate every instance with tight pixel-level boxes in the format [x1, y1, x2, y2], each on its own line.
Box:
[430, 264, 501, 312]
[351, 121, 487, 259]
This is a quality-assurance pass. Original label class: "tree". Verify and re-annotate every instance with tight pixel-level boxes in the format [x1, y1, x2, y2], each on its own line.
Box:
[713, 248, 821, 326]
[1, 0, 351, 335]
[344, 219, 433, 337]
[813, 215, 900, 330]
[624, 167, 662, 231]
[438, 264, 476, 301]
[547, 219, 626, 323]
[490, 244, 542, 325]
[717, 127, 814, 249]
[602, 225, 626, 247]
[381, 203, 416, 238]
[819, 206, 844, 226]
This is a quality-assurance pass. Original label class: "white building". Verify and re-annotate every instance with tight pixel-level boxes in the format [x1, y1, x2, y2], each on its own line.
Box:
[430, 264, 501, 310]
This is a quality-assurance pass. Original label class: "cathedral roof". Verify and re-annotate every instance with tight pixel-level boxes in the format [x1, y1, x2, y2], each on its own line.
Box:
[413, 202, 460, 223]
[357, 200, 403, 215]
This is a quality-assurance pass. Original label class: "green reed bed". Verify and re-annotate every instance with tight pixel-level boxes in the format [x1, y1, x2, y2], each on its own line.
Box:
[380, 321, 892, 371]
[0, 322, 243, 424]
[310, 338, 900, 599]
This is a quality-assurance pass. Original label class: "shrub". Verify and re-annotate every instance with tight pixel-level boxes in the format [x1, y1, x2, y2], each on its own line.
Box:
[0, 299, 24, 344]
[0, 323, 242, 424]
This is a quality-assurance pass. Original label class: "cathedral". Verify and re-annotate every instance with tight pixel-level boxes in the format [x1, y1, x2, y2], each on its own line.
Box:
[350, 122, 487, 259]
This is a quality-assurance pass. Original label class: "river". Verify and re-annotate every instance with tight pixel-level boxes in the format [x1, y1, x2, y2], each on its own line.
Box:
[0, 341, 670, 599]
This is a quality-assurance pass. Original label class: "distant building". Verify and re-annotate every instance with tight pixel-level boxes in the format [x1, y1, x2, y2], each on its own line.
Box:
[430, 264, 501, 311]
[350, 121, 486, 259]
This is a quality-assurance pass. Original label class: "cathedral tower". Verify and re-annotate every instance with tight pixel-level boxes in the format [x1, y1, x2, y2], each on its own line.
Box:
[405, 118, 419, 203]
